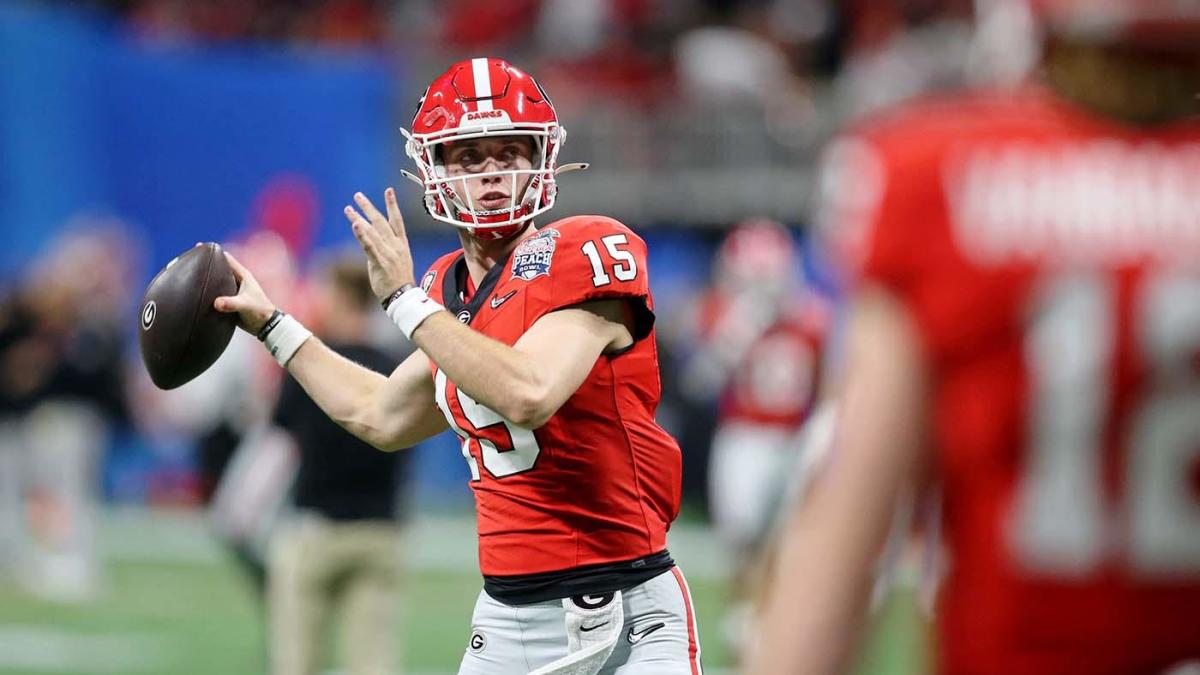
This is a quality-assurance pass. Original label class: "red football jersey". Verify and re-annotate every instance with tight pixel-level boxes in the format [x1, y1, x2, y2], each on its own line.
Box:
[423, 216, 682, 578]
[718, 312, 824, 430]
[827, 87, 1200, 674]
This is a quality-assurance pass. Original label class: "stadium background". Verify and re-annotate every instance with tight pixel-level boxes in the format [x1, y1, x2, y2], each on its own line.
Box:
[0, 0, 1000, 672]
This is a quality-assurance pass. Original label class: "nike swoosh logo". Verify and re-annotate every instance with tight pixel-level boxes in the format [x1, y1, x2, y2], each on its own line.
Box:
[579, 621, 609, 633]
[626, 622, 665, 644]
[490, 290, 517, 309]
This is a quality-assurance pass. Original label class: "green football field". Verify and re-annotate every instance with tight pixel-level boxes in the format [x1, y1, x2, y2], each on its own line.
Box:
[0, 509, 927, 674]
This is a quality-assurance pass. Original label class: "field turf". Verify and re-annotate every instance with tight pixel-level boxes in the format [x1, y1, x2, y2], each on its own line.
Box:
[0, 509, 925, 674]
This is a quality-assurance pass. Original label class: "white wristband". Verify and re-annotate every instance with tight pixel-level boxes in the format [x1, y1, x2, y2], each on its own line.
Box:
[263, 314, 313, 367]
[385, 286, 444, 339]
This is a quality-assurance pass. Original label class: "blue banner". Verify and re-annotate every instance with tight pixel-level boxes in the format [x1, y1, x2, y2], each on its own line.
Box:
[0, 2, 399, 278]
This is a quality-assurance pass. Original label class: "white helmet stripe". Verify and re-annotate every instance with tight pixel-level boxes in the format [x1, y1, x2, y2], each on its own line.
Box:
[471, 57, 494, 112]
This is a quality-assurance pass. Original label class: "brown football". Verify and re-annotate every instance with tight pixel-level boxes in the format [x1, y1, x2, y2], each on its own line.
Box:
[138, 243, 238, 389]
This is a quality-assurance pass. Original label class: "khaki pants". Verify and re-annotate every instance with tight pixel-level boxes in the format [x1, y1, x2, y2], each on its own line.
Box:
[269, 514, 404, 675]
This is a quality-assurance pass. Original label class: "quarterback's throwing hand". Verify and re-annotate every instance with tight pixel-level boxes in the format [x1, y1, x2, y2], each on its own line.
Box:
[345, 188, 416, 302]
[213, 252, 276, 334]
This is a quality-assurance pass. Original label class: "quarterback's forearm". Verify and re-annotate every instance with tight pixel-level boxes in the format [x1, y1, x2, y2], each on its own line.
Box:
[410, 307, 614, 429]
[283, 338, 445, 450]
[214, 248, 440, 450]
[410, 311, 553, 427]
[283, 338, 392, 445]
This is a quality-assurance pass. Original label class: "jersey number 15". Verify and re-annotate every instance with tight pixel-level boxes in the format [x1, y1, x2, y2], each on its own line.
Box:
[435, 369, 541, 481]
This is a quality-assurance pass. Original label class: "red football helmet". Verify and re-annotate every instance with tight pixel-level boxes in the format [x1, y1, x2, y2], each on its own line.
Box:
[716, 218, 797, 294]
[400, 58, 586, 240]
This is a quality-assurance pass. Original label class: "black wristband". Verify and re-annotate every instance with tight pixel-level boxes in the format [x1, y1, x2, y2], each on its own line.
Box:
[256, 309, 284, 342]
[381, 283, 418, 311]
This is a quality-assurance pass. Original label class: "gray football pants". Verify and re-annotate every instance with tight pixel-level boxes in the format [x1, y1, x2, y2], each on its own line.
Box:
[458, 567, 703, 675]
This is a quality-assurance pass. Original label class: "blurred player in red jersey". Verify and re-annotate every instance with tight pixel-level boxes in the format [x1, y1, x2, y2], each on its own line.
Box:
[213, 58, 701, 675]
[697, 220, 828, 655]
[747, 1, 1200, 673]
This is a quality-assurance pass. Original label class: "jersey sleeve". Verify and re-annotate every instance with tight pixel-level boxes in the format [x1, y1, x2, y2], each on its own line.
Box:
[817, 131, 927, 292]
[816, 115, 966, 364]
[522, 217, 656, 341]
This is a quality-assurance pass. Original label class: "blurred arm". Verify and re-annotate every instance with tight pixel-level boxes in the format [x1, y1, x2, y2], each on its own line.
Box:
[286, 342, 446, 451]
[744, 286, 929, 675]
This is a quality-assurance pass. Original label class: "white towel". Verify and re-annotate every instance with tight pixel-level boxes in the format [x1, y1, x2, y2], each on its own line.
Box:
[528, 591, 624, 675]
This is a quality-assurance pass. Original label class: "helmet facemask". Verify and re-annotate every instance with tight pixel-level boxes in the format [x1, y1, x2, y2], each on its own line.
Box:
[402, 123, 566, 240]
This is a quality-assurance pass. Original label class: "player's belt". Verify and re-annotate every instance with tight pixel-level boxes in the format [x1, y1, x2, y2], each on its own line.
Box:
[483, 550, 674, 606]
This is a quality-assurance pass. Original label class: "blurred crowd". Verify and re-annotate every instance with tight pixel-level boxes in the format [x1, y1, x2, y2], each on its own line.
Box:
[58, 0, 1012, 126]
[30, 0, 1033, 227]
[0, 221, 135, 601]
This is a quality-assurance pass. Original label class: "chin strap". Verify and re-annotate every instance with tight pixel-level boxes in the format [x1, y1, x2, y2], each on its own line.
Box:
[399, 169, 423, 186]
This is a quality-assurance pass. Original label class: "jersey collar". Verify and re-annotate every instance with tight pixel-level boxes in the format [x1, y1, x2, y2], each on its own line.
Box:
[443, 251, 511, 325]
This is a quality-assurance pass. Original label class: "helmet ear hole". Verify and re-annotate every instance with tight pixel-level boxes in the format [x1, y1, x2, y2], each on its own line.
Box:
[422, 194, 438, 218]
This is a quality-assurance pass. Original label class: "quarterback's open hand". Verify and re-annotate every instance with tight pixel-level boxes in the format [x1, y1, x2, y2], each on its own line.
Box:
[345, 188, 416, 303]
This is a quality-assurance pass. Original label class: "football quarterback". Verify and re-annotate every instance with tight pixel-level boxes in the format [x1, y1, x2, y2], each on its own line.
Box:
[215, 58, 701, 675]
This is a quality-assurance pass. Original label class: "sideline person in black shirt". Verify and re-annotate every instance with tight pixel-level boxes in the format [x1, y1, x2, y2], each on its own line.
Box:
[268, 255, 410, 675]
